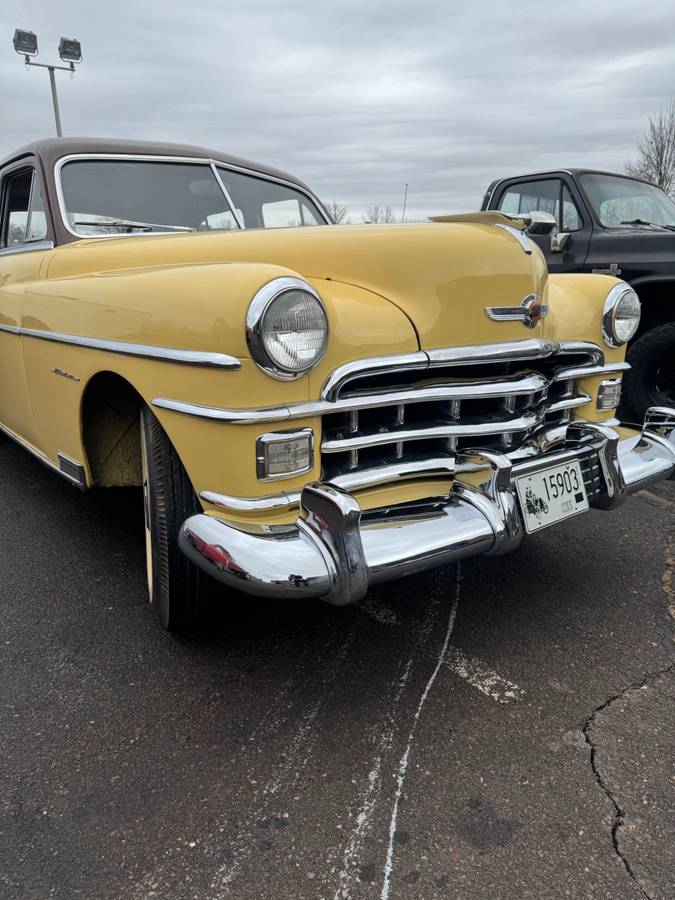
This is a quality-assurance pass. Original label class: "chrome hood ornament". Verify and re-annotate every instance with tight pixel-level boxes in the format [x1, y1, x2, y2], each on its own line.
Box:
[485, 294, 548, 329]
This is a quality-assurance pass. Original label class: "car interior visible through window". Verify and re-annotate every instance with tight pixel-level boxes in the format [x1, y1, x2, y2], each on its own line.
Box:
[217, 167, 324, 229]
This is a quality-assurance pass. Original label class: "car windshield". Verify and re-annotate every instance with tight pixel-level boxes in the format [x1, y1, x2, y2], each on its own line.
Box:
[59, 158, 325, 237]
[580, 173, 675, 229]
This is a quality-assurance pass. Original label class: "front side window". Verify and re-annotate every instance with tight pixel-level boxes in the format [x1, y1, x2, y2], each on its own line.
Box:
[0, 168, 48, 247]
[499, 178, 583, 233]
[217, 167, 324, 229]
[60, 159, 239, 236]
[580, 173, 675, 228]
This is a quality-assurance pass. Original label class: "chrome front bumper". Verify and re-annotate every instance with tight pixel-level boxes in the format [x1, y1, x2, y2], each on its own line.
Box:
[179, 407, 675, 606]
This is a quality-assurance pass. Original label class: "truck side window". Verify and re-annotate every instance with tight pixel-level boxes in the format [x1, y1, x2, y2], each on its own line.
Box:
[561, 184, 582, 232]
[498, 179, 561, 226]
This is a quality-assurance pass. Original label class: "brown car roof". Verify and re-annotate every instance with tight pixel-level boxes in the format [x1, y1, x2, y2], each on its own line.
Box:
[0, 136, 313, 192]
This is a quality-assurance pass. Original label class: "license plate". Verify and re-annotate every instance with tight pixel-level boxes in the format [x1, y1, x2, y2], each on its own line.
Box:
[515, 460, 589, 534]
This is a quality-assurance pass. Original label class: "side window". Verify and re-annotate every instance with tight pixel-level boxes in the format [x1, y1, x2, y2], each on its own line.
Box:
[498, 178, 584, 233]
[1, 169, 33, 246]
[0, 168, 49, 247]
[217, 166, 325, 230]
[498, 179, 561, 227]
[26, 178, 48, 241]
[561, 184, 582, 232]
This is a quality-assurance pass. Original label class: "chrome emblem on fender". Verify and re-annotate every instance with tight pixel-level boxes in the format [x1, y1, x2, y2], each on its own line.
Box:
[485, 294, 548, 329]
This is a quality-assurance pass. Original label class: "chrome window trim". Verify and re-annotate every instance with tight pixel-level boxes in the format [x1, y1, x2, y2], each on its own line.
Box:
[212, 162, 331, 225]
[20, 326, 240, 368]
[246, 276, 329, 381]
[54, 152, 330, 239]
[255, 428, 314, 481]
[0, 240, 54, 257]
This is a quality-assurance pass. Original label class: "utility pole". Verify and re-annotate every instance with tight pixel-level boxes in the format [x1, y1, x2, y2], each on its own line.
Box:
[13, 30, 83, 137]
[401, 183, 409, 223]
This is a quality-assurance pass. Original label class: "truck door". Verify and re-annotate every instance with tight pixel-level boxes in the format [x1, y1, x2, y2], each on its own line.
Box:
[490, 176, 591, 272]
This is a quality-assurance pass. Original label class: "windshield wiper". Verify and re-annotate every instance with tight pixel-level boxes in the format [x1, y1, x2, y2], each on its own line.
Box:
[620, 218, 675, 231]
[73, 218, 195, 233]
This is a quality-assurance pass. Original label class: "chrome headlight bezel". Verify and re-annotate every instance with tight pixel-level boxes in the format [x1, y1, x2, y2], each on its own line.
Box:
[601, 283, 641, 348]
[246, 277, 329, 380]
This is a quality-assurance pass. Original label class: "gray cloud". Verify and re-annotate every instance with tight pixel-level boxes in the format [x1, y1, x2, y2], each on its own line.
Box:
[1, 0, 674, 219]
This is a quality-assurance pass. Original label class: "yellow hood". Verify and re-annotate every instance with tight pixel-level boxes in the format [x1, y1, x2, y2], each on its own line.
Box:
[47, 220, 549, 350]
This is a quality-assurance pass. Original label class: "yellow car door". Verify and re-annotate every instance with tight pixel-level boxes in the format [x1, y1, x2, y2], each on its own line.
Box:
[0, 161, 52, 449]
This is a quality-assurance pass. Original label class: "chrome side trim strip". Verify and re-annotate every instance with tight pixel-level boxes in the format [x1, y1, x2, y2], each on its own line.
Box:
[0, 241, 54, 257]
[554, 362, 629, 381]
[0, 422, 85, 488]
[20, 328, 241, 368]
[0, 323, 21, 335]
[153, 339, 610, 424]
[153, 372, 550, 425]
[200, 456, 458, 513]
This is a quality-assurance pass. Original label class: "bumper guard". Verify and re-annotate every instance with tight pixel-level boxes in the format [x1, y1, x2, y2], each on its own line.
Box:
[179, 406, 675, 606]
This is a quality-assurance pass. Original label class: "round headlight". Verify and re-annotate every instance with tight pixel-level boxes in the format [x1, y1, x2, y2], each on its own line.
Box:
[246, 277, 328, 379]
[602, 284, 641, 348]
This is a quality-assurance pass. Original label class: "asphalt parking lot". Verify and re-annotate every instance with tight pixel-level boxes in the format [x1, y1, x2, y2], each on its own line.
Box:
[1, 438, 673, 900]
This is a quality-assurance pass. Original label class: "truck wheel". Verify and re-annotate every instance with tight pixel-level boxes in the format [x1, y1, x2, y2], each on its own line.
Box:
[622, 323, 675, 421]
[140, 405, 208, 630]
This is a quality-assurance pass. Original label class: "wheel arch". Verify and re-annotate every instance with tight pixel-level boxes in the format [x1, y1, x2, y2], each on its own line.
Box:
[80, 370, 145, 488]
[629, 277, 675, 337]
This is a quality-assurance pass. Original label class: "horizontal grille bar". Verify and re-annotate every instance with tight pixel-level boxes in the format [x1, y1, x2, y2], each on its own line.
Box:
[322, 411, 542, 454]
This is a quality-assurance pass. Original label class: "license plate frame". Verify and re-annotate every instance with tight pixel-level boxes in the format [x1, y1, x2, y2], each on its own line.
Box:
[515, 460, 589, 534]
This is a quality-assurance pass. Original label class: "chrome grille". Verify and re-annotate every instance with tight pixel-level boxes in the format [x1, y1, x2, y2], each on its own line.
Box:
[320, 348, 603, 483]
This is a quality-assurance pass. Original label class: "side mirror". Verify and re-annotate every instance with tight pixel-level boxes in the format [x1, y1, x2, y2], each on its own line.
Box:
[523, 211, 557, 235]
[550, 231, 570, 253]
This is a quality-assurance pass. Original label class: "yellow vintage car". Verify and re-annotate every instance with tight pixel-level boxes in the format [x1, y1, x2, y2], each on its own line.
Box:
[1, 138, 674, 630]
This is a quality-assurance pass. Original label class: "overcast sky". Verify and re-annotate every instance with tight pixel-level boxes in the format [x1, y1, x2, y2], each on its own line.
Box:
[1, 0, 674, 220]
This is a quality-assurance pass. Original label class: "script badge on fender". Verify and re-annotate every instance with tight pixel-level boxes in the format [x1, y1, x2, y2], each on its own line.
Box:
[485, 293, 549, 329]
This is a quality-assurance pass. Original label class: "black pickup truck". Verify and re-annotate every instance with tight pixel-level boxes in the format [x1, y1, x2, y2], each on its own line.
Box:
[482, 169, 675, 419]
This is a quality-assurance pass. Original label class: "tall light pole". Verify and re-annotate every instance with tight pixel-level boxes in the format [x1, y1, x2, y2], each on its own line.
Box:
[401, 182, 409, 223]
[13, 29, 83, 137]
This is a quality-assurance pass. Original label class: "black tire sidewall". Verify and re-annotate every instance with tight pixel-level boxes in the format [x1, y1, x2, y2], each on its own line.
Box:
[623, 322, 675, 421]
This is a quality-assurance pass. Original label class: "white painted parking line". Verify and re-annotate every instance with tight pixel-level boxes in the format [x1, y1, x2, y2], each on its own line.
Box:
[444, 648, 525, 704]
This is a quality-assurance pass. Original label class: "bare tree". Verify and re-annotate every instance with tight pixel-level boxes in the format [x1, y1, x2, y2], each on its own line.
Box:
[626, 101, 675, 195]
[324, 200, 348, 224]
[363, 204, 395, 224]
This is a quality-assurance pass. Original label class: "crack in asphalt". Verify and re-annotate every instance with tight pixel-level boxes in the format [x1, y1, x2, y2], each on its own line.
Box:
[582, 663, 675, 900]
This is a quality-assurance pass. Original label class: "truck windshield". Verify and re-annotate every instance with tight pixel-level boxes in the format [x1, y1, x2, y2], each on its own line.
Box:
[59, 158, 326, 237]
[580, 173, 675, 229]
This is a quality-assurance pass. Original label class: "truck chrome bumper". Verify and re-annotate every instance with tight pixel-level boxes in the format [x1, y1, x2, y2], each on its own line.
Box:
[179, 406, 675, 606]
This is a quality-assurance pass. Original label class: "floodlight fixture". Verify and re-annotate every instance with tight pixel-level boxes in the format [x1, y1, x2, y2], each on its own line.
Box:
[58, 37, 82, 65]
[12, 28, 84, 137]
[13, 28, 38, 58]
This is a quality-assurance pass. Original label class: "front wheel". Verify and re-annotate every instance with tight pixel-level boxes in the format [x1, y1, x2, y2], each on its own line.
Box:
[140, 405, 209, 630]
[622, 322, 675, 422]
